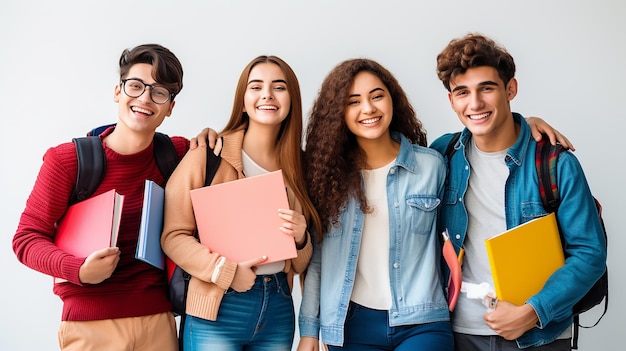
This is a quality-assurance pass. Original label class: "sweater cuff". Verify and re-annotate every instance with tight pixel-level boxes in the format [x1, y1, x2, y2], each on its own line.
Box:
[213, 259, 237, 290]
[296, 231, 309, 250]
[58, 256, 88, 286]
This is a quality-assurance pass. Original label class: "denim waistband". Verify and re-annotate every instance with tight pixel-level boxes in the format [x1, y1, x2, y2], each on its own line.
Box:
[252, 272, 287, 289]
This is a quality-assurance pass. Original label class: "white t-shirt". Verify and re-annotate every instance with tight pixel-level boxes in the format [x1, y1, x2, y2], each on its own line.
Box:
[350, 160, 394, 310]
[452, 138, 508, 335]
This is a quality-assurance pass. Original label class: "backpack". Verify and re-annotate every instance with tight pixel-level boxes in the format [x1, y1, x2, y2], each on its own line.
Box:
[535, 136, 608, 349]
[444, 132, 608, 349]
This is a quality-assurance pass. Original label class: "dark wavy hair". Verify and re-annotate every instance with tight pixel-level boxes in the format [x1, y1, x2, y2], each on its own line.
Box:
[220, 55, 321, 235]
[118, 44, 184, 99]
[304, 58, 427, 239]
[436, 33, 516, 92]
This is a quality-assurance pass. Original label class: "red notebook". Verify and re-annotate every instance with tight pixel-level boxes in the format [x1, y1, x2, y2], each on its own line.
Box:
[55, 189, 124, 257]
[190, 170, 296, 263]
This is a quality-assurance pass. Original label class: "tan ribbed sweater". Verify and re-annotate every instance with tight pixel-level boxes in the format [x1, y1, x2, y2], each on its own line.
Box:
[161, 129, 312, 321]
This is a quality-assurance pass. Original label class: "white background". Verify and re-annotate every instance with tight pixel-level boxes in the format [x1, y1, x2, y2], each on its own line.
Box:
[1, 1, 623, 350]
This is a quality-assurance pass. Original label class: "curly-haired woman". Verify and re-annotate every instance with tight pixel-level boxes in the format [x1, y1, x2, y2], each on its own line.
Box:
[297, 58, 453, 351]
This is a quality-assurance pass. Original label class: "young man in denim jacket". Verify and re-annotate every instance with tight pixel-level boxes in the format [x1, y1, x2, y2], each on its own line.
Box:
[430, 33, 606, 350]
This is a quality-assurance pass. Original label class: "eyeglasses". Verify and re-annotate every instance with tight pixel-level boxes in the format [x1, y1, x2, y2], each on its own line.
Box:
[121, 78, 173, 104]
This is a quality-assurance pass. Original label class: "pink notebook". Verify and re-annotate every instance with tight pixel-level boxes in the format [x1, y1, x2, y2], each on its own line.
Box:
[55, 189, 124, 257]
[190, 170, 296, 263]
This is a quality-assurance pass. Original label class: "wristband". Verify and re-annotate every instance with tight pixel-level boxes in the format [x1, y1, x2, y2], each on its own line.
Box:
[211, 257, 226, 283]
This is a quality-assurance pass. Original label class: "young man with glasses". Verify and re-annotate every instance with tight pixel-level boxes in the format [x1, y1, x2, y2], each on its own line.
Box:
[13, 44, 187, 350]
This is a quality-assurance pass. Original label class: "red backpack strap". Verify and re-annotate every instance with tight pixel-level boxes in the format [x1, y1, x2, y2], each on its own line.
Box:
[536, 136, 565, 213]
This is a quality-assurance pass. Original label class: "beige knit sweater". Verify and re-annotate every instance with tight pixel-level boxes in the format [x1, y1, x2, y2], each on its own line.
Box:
[161, 129, 312, 321]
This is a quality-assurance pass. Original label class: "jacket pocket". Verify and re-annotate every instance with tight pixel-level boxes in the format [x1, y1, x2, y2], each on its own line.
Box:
[444, 187, 459, 205]
[406, 195, 441, 235]
[521, 202, 548, 222]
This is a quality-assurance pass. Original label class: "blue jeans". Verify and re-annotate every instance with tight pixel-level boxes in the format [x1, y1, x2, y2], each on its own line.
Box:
[183, 272, 294, 351]
[327, 301, 454, 351]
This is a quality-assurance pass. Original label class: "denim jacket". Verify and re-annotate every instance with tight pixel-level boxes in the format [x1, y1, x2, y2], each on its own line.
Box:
[299, 132, 450, 346]
[430, 113, 606, 348]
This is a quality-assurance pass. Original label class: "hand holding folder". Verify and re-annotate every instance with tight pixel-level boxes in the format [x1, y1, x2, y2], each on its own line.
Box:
[485, 213, 565, 306]
[190, 170, 297, 263]
[53, 189, 124, 284]
[55, 189, 124, 257]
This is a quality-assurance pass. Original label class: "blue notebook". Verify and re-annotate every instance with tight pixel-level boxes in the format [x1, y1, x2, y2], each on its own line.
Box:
[135, 180, 166, 269]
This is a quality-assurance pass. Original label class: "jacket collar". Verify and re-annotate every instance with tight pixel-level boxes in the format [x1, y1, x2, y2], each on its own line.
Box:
[458, 112, 531, 168]
[392, 131, 420, 173]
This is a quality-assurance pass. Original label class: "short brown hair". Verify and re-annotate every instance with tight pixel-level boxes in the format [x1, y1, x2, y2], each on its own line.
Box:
[436, 33, 515, 92]
[118, 44, 183, 99]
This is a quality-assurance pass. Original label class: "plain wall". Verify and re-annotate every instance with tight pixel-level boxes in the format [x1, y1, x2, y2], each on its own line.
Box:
[1, 1, 623, 350]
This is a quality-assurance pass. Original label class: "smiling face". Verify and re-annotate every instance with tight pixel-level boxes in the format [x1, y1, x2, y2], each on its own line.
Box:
[113, 63, 174, 135]
[448, 66, 518, 152]
[243, 62, 291, 130]
[344, 71, 393, 146]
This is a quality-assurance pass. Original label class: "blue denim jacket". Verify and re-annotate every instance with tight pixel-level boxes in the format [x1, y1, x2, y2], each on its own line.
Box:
[299, 133, 450, 347]
[430, 113, 606, 348]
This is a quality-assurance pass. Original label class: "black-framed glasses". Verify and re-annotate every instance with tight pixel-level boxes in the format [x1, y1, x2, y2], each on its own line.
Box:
[121, 78, 173, 104]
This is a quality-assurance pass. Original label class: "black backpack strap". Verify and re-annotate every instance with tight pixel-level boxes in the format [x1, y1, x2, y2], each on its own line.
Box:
[205, 136, 223, 186]
[70, 137, 106, 206]
[153, 132, 180, 182]
[445, 132, 462, 160]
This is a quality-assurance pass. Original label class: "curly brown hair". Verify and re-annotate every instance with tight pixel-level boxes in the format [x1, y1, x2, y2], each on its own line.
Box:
[436, 33, 516, 92]
[220, 55, 322, 235]
[304, 58, 427, 239]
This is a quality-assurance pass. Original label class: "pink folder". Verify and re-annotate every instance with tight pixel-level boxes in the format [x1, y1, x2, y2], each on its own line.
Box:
[189, 170, 296, 263]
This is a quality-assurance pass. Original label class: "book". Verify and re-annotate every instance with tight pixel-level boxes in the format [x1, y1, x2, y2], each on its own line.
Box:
[189, 170, 296, 263]
[135, 180, 166, 269]
[55, 188, 124, 257]
[485, 212, 565, 306]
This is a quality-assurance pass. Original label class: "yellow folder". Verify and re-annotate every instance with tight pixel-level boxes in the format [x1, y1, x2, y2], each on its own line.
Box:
[485, 213, 565, 306]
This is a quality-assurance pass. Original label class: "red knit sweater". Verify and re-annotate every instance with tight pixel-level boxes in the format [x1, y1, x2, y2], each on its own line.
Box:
[13, 129, 189, 321]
